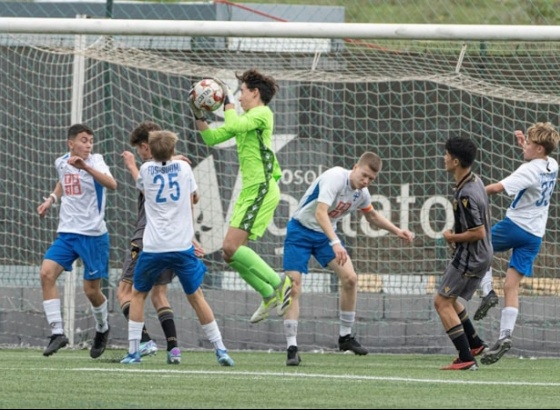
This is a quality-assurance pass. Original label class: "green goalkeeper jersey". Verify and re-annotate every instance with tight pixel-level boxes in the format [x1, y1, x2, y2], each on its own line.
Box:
[200, 105, 282, 188]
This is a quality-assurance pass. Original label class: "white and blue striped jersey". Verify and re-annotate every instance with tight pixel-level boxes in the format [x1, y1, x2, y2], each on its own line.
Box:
[55, 153, 112, 236]
[137, 159, 198, 253]
[502, 157, 558, 238]
[292, 167, 373, 233]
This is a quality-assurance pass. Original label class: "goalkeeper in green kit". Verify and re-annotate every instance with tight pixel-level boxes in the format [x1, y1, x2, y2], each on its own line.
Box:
[188, 69, 292, 323]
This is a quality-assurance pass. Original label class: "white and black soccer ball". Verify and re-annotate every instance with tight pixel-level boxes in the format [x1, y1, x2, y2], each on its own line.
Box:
[191, 79, 225, 112]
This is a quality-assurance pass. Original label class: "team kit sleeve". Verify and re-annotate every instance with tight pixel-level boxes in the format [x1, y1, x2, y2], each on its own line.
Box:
[359, 189, 374, 212]
[500, 163, 537, 197]
[460, 194, 484, 229]
[186, 162, 198, 194]
[136, 164, 146, 192]
[316, 168, 345, 206]
[92, 153, 112, 176]
[200, 107, 268, 146]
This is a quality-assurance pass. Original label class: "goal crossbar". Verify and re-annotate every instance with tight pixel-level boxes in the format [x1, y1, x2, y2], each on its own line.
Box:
[2, 18, 560, 41]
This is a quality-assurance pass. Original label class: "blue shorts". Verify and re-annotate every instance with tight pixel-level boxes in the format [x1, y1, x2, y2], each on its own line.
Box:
[133, 247, 207, 295]
[44, 232, 110, 281]
[492, 217, 542, 277]
[283, 219, 339, 274]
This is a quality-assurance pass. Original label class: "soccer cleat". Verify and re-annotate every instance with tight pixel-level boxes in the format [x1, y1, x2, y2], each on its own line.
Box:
[474, 290, 499, 321]
[120, 352, 141, 364]
[480, 336, 512, 365]
[470, 342, 488, 357]
[250, 296, 278, 324]
[215, 349, 235, 367]
[276, 275, 293, 317]
[166, 347, 182, 364]
[139, 340, 158, 357]
[90, 326, 110, 359]
[43, 334, 69, 357]
[441, 358, 479, 370]
[338, 334, 368, 355]
[286, 345, 301, 366]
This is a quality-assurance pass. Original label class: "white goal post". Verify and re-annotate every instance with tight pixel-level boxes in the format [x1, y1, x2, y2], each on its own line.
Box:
[1, 17, 560, 357]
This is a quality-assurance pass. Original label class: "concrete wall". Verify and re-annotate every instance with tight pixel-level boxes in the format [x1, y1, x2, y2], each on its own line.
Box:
[1, 285, 559, 357]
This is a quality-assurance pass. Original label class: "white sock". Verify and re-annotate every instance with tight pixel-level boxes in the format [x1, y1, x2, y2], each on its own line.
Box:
[91, 298, 109, 333]
[480, 269, 493, 297]
[339, 311, 355, 337]
[43, 299, 63, 335]
[128, 320, 143, 354]
[201, 320, 226, 351]
[284, 319, 298, 348]
[500, 307, 518, 339]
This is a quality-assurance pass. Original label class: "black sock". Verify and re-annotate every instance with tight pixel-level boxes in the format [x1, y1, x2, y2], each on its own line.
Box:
[158, 307, 177, 351]
[447, 324, 474, 362]
[459, 309, 483, 348]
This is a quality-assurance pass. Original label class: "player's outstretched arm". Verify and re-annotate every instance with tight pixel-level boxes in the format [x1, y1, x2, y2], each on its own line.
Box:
[37, 182, 62, 217]
[364, 208, 414, 244]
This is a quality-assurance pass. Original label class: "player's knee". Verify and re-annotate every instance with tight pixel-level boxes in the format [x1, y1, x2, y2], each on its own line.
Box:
[289, 276, 303, 298]
[40, 265, 60, 287]
[341, 273, 358, 290]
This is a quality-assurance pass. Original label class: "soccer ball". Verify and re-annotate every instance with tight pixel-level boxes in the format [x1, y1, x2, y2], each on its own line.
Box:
[190, 79, 225, 112]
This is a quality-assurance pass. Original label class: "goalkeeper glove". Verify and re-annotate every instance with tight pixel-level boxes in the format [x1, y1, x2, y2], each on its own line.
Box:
[187, 86, 207, 121]
[213, 78, 235, 106]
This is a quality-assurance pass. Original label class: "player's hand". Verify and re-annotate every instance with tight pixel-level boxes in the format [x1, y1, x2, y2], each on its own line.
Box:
[193, 239, 205, 258]
[213, 78, 235, 106]
[67, 156, 87, 170]
[514, 130, 526, 147]
[442, 230, 456, 251]
[187, 86, 207, 121]
[332, 243, 348, 266]
[121, 151, 137, 171]
[397, 229, 415, 244]
[37, 199, 52, 218]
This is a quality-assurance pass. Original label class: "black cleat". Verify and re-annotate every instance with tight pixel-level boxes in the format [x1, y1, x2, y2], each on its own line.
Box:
[90, 326, 110, 359]
[481, 336, 512, 365]
[474, 290, 499, 321]
[286, 345, 301, 366]
[43, 334, 69, 357]
[338, 334, 368, 355]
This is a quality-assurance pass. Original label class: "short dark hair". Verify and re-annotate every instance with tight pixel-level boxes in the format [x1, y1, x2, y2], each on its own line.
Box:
[68, 124, 93, 140]
[236, 69, 279, 105]
[358, 151, 382, 173]
[445, 137, 477, 168]
[130, 121, 162, 146]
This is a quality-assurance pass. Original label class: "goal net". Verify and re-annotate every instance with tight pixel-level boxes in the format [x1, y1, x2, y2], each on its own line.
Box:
[1, 19, 560, 357]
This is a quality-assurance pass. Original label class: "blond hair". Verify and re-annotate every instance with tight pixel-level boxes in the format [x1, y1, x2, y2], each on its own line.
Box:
[527, 122, 560, 155]
[149, 130, 178, 162]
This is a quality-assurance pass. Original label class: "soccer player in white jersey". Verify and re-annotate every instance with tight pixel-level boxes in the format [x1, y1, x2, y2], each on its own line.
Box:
[281, 152, 414, 366]
[120, 130, 233, 366]
[37, 124, 117, 358]
[480, 122, 560, 365]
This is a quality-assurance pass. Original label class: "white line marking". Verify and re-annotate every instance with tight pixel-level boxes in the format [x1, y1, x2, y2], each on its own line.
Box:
[3, 367, 560, 387]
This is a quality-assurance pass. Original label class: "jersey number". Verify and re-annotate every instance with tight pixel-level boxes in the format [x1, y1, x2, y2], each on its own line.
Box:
[536, 180, 555, 207]
[154, 172, 180, 203]
[328, 201, 352, 218]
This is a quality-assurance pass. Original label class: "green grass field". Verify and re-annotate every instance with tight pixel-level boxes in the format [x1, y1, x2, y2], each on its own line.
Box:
[2, 348, 560, 409]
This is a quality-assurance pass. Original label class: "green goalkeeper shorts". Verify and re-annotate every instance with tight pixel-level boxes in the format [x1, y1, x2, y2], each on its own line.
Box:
[230, 179, 280, 240]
